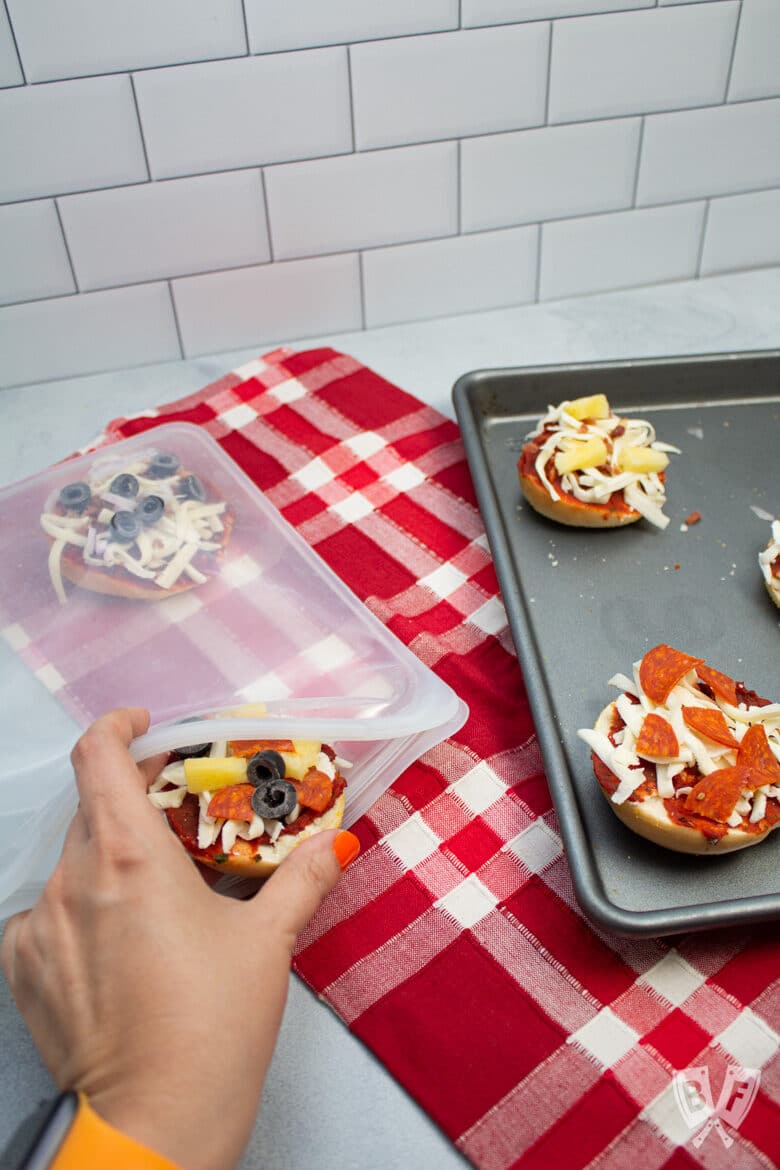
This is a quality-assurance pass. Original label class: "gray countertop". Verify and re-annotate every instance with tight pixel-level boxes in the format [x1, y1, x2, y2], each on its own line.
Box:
[1, 267, 779, 1169]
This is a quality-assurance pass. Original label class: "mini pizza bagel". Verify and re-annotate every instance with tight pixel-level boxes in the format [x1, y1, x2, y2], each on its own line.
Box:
[578, 645, 780, 856]
[41, 452, 231, 603]
[148, 736, 349, 877]
[758, 519, 780, 609]
[518, 393, 679, 530]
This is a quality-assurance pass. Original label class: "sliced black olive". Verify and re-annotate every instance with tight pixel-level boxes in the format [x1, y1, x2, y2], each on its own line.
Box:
[59, 482, 91, 512]
[147, 453, 180, 479]
[251, 779, 297, 820]
[109, 472, 139, 498]
[179, 474, 207, 502]
[138, 495, 165, 525]
[172, 742, 212, 760]
[109, 511, 141, 542]
[246, 750, 286, 787]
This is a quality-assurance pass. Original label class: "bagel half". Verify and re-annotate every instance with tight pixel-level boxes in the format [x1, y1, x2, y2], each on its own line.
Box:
[42, 455, 232, 604]
[149, 739, 347, 878]
[518, 392, 675, 530]
[518, 468, 639, 529]
[592, 702, 768, 855]
[578, 644, 780, 856]
[165, 789, 346, 878]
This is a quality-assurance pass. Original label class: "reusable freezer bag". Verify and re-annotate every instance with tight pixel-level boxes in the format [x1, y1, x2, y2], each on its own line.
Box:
[0, 423, 468, 915]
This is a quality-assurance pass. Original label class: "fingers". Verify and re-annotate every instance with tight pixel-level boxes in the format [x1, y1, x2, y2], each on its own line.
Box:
[0, 909, 31, 991]
[70, 708, 162, 833]
[251, 830, 360, 945]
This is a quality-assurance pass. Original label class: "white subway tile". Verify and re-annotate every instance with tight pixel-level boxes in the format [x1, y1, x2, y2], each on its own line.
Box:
[0, 283, 180, 387]
[363, 226, 537, 327]
[134, 50, 351, 180]
[462, 118, 640, 233]
[351, 25, 548, 151]
[549, 4, 739, 124]
[463, 0, 652, 27]
[245, 0, 457, 53]
[728, 0, 780, 103]
[539, 202, 705, 301]
[0, 5, 23, 87]
[0, 201, 74, 305]
[266, 143, 456, 260]
[700, 188, 780, 276]
[637, 98, 780, 205]
[59, 171, 269, 291]
[6, 0, 246, 83]
[0, 75, 147, 203]
[172, 254, 362, 356]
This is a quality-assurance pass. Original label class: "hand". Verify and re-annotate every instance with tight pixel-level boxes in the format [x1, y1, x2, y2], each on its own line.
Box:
[0, 708, 359, 1170]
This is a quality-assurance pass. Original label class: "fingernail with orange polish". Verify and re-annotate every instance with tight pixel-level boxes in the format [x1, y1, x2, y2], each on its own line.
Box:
[333, 830, 361, 871]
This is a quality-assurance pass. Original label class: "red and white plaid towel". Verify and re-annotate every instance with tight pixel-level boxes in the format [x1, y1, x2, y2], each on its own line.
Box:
[88, 348, 780, 1167]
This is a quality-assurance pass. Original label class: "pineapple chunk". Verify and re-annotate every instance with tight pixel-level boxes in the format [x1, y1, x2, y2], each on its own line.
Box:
[554, 436, 608, 475]
[228, 703, 267, 717]
[185, 756, 246, 794]
[565, 393, 611, 421]
[617, 446, 669, 474]
[279, 739, 322, 781]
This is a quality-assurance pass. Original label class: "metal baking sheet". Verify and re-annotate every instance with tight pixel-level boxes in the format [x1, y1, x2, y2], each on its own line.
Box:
[453, 350, 780, 937]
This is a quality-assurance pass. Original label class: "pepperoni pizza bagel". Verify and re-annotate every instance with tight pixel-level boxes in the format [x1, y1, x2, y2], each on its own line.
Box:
[148, 735, 348, 877]
[578, 644, 780, 855]
[759, 519, 780, 609]
[41, 450, 231, 603]
[518, 393, 679, 529]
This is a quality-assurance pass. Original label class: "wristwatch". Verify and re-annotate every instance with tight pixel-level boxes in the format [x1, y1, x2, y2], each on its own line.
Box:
[0, 1094, 78, 1170]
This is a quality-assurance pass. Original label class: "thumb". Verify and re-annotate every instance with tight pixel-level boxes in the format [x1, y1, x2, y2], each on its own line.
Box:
[252, 828, 360, 942]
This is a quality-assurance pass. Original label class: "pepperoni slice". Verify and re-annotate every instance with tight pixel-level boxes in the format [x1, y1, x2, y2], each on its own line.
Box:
[636, 713, 679, 759]
[683, 766, 747, 824]
[737, 724, 780, 787]
[291, 768, 333, 814]
[639, 645, 704, 704]
[682, 706, 740, 750]
[695, 664, 738, 707]
[207, 783, 256, 822]
[229, 739, 295, 758]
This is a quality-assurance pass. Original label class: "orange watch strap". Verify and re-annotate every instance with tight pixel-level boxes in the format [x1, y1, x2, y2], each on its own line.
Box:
[51, 1093, 184, 1170]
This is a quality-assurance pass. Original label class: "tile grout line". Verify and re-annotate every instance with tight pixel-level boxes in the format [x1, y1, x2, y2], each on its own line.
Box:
[129, 73, 153, 182]
[695, 200, 711, 278]
[534, 223, 543, 303]
[167, 280, 185, 359]
[631, 116, 646, 208]
[357, 252, 367, 331]
[259, 167, 275, 262]
[723, 0, 743, 103]
[3, 0, 25, 83]
[239, 0, 251, 55]
[543, 20, 553, 126]
[456, 140, 462, 235]
[52, 199, 80, 292]
[346, 45, 356, 152]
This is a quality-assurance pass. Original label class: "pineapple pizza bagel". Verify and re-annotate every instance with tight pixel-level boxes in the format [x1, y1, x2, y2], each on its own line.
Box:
[578, 644, 780, 855]
[518, 393, 679, 529]
[148, 720, 349, 877]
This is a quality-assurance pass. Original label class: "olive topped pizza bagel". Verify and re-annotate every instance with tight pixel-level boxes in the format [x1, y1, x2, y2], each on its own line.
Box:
[40, 450, 232, 603]
[518, 393, 679, 529]
[759, 519, 780, 609]
[578, 644, 780, 855]
[148, 733, 349, 877]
